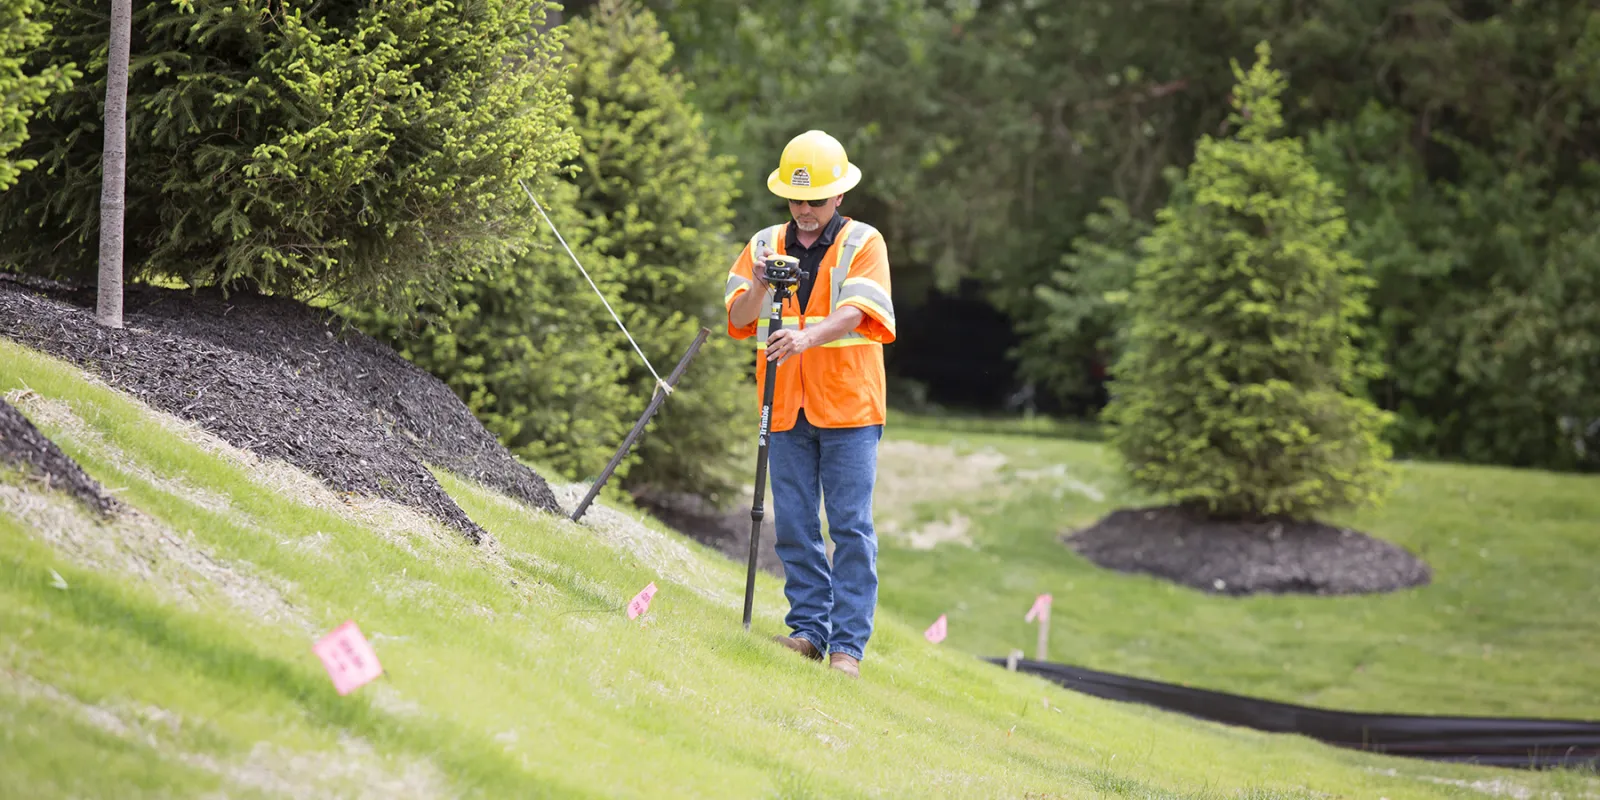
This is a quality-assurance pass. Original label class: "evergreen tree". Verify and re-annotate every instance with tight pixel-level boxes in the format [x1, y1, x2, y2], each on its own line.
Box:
[0, 0, 574, 308]
[354, 181, 637, 482]
[356, 0, 748, 500]
[1103, 43, 1394, 520]
[562, 0, 747, 502]
[0, 0, 75, 191]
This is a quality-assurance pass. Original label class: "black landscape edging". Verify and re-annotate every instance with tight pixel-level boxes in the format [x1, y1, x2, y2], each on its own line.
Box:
[989, 657, 1600, 770]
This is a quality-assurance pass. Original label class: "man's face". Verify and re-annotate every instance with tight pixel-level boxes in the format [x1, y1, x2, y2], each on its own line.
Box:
[789, 195, 841, 232]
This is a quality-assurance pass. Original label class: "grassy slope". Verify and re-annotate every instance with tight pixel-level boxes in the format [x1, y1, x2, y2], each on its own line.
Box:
[1, 341, 1592, 799]
[876, 412, 1600, 722]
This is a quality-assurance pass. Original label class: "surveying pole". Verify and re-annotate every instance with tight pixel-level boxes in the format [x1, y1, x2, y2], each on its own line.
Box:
[742, 254, 802, 630]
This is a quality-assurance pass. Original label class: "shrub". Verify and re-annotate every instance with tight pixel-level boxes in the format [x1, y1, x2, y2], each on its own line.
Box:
[0, 0, 574, 308]
[1103, 43, 1394, 520]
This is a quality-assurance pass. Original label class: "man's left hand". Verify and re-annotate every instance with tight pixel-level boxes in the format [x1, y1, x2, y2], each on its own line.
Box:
[766, 328, 816, 363]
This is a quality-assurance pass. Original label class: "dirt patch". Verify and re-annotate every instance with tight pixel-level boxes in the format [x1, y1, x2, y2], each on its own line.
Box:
[1366, 767, 1599, 800]
[0, 276, 563, 539]
[889, 511, 973, 550]
[631, 488, 783, 578]
[1012, 463, 1106, 502]
[0, 394, 117, 516]
[0, 478, 312, 633]
[1065, 505, 1432, 596]
[12, 389, 237, 514]
[630, 438, 1011, 566]
[6, 388, 548, 637]
[874, 439, 1009, 516]
[547, 483, 743, 606]
[0, 669, 449, 799]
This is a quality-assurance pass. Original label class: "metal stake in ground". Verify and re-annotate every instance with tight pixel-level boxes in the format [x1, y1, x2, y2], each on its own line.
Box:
[570, 328, 711, 523]
[743, 255, 804, 631]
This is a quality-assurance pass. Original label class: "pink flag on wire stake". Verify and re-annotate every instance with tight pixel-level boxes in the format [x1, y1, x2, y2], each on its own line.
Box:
[627, 582, 658, 620]
[924, 614, 948, 644]
[1025, 593, 1052, 623]
[313, 620, 383, 696]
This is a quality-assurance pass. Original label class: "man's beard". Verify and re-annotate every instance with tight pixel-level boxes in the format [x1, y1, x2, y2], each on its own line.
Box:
[795, 217, 821, 232]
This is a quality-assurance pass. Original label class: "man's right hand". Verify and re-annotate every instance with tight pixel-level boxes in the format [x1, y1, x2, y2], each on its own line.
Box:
[730, 248, 775, 329]
[752, 247, 774, 289]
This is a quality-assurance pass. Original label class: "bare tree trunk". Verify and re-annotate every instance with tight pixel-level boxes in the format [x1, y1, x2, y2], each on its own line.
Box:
[96, 0, 131, 329]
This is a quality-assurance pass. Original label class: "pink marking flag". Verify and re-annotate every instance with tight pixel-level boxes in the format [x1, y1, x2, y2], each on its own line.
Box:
[627, 582, 658, 620]
[313, 620, 383, 696]
[1025, 593, 1052, 623]
[924, 613, 948, 644]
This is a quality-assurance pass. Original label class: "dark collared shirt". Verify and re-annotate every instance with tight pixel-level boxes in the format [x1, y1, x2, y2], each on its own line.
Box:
[784, 212, 847, 312]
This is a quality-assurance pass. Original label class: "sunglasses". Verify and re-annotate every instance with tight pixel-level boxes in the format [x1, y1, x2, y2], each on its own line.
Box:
[787, 197, 832, 208]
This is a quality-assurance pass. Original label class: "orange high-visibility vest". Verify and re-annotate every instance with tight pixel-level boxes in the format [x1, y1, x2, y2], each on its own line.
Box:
[724, 218, 896, 432]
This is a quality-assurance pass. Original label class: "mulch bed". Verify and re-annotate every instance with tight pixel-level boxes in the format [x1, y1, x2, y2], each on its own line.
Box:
[0, 276, 564, 541]
[111, 282, 562, 515]
[1064, 505, 1432, 596]
[0, 396, 119, 516]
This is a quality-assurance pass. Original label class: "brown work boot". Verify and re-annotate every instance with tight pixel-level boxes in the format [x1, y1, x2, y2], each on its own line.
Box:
[829, 652, 860, 679]
[772, 634, 822, 661]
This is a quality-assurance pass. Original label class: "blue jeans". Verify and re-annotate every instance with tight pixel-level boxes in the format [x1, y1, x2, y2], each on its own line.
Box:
[769, 409, 883, 661]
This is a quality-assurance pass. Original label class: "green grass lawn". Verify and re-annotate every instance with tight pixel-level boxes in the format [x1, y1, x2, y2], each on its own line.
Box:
[2, 342, 1596, 798]
[876, 411, 1600, 722]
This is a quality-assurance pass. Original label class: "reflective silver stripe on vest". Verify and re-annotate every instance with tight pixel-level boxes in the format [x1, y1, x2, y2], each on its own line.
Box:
[756, 315, 803, 333]
[836, 276, 895, 328]
[754, 315, 803, 349]
[827, 221, 893, 335]
[829, 221, 877, 315]
[724, 273, 752, 305]
[821, 333, 873, 348]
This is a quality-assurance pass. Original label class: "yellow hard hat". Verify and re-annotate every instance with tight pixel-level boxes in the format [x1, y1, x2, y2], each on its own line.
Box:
[767, 130, 862, 201]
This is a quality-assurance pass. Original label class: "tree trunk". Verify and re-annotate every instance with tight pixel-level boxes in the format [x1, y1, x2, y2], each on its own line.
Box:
[96, 0, 131, 329]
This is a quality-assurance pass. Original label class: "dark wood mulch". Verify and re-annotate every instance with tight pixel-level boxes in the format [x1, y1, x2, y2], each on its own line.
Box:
[0, 396, 119, 517]
[109, 282, 562, 516]
[1064, 504, 1432, 596]
[0, 276, 562, 541]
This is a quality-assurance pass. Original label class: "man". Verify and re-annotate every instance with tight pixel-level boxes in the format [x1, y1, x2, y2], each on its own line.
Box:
[724, 130, 896, 679]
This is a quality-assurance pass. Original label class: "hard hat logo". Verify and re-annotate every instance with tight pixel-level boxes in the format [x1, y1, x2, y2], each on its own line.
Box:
[768, 129, 862, 201]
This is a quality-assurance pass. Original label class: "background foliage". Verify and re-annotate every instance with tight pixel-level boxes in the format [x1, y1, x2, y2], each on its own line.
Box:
[643, 0, 1600, 473]
[6, 0, 1598, 488]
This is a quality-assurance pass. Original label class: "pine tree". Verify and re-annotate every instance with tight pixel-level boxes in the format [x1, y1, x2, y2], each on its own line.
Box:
[355, 0, 748, 500]
[0, 0, 75, 192]
[562, 0, 748, 502]
[0, 0, 575, 309]
[1103, 42, 1394, 520]
[354, 181, 637, 482]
